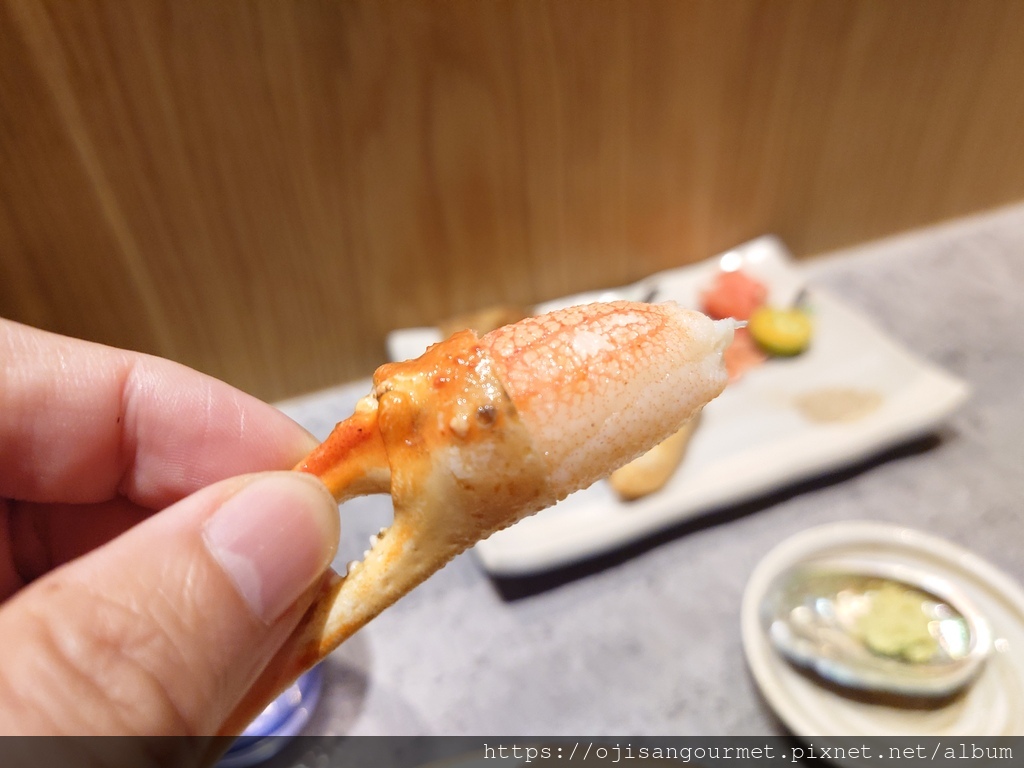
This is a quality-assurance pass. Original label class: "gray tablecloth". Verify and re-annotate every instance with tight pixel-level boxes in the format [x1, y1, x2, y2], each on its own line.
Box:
[276, 203, 1024, 737]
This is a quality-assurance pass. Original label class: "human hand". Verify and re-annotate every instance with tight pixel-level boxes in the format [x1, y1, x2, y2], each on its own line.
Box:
[0, 319, 339, 742]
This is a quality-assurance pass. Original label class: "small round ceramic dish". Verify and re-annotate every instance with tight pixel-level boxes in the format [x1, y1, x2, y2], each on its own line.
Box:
[741, 521, 1024, 736]
[217, 664, 324, 767]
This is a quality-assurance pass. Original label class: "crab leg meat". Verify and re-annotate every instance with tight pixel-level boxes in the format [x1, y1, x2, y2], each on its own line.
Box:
[222, 300, 734, 734]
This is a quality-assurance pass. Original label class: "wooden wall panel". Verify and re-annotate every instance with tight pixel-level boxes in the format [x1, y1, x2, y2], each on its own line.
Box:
[2, 0, 1024, 400]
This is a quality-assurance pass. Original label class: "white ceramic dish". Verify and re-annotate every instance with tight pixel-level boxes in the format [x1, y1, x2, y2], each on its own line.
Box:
[387, 237, 970, 575]
[741, 521, 1024, 736]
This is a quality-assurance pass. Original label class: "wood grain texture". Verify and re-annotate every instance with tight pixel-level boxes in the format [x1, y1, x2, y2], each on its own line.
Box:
[2, 0, 1024, 400]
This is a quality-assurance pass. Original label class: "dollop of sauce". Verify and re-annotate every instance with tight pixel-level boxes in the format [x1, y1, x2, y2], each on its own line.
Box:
[796, 387, 884, 423]
[851, 581, 940, 663]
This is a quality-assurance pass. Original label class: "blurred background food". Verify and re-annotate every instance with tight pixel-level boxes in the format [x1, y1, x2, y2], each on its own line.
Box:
[2, 0, 1024, 401]
[609, 416, 701, 501]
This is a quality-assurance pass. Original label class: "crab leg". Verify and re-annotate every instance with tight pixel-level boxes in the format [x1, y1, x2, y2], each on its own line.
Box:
[222, 301, 734, 735]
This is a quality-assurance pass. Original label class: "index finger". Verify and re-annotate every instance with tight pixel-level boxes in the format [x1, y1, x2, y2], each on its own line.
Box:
[0, 320, 319, 508]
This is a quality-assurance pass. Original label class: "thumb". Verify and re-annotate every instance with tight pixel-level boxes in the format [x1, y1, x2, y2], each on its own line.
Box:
[0, 472, 339, 736]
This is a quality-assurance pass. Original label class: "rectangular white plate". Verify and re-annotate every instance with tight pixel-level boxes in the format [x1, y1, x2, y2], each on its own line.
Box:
[387, 236, 970, 575]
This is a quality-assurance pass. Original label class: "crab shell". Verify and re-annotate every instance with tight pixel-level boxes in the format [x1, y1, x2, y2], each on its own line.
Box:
[221, 301, 732, 734]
